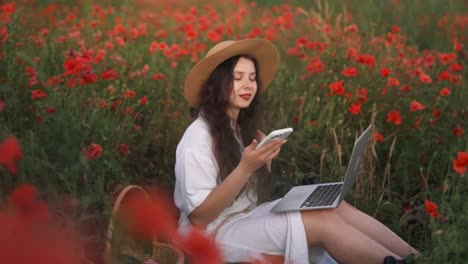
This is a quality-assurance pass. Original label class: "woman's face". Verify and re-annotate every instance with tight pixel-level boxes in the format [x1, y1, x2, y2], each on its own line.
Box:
[228, 57, 257, 111]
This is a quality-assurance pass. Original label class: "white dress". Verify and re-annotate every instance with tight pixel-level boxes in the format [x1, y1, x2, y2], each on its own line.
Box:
[173, 117, 337, 264]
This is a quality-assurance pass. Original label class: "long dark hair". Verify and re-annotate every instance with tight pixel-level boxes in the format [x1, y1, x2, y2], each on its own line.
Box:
[191, 54, 271, 203]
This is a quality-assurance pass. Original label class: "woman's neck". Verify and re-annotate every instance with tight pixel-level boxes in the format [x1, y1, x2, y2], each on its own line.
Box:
[227, 107, 239, 129]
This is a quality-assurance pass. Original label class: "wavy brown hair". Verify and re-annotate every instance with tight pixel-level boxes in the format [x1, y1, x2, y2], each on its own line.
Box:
[191, 54, 271, 204]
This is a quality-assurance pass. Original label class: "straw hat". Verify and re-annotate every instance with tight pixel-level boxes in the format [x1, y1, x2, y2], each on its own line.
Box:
[184, 38, 280, 107]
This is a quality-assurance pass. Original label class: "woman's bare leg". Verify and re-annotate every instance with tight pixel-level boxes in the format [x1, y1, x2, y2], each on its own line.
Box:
[336, 201, 419, 257]
[301, 209, 401, 264]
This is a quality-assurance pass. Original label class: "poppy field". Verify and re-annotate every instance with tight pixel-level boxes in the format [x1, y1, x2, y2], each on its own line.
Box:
[0, 0, 467, 263]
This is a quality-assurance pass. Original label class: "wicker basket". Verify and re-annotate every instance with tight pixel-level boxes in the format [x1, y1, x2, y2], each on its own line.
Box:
[105, 185, 184, 264]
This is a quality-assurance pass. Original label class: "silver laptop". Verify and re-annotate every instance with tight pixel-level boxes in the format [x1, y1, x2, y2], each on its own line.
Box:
[270, 124, 372, 213]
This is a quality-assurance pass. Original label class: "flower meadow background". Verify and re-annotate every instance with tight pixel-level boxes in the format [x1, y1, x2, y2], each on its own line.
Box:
[1, 0, 468, 263]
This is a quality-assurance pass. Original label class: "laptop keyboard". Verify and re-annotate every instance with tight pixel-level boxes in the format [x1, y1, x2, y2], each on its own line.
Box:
[300, 183, 343, 208]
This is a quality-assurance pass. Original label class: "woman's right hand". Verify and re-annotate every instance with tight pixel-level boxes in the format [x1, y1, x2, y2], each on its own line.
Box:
[238, 138, 286, 175]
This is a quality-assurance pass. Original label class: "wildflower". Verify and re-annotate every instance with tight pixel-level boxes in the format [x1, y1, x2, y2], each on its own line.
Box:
[380, 68, 390, 78]
[439, 87, 451, 96]
[375, 132, 384, 142]
[452, 151, 468, 175]
[0, 136, 22, 175]
[410, 100, 425, 112]
[140, 96, 148, 105]
[355, 54, 374, 67]
[386, 109, 402, 125]
[124, 89, 136, 99]
[341, 67, 358, 77]
[437, 71, 450, 81]
[306, 57, 324, 74]
[348, 102, 362, 115]
[344, 24, 358, 33]
[118, 144, 129, 155]
[449, 63, 463, 72]
[178, 227, 223, 264]
[386, 77, 400, 87]
[152, 73, 165, 81]
[419, 73, 432, 83]
[101, 68, 118, 80]
[31, 90, 47, 100]
[82, 143, 102, 160]
[328, 80, 345, 95]
[346, 48, 357, 60]
[452, 125, 464, 137]
[0, 99, 3, 112]
[424, 199, 439, 219]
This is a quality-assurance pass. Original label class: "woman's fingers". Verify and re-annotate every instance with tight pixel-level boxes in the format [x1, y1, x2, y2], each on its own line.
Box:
[256, 139, 286, 160]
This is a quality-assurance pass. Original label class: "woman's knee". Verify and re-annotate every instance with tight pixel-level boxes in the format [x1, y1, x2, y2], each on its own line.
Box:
[300, 209, 345, 245]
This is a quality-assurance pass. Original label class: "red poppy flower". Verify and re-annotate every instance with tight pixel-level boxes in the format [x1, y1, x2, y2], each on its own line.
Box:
[0, 99, 3, 112]
[341, 67, 358, 77]
[391, 26, 400, 33]
[328, 80, 345, 95]
[355, 54, 374, 67]
[346, 48, 357, 59]
[82, 143, 102, 160]
[152, 73, 165, 81]
[437, 71, 450, 81]
[118, 143, 129, 155]
[31, 89, 47, 100]
[9, 183, 37, 211]
[419, 73, 432, 83]
[120, 188, 178, 242]
[345, 24, 358, 33]
[306, 57, 325, 74]
[439, 87, 451, 96]
[424, 199, 439, 219]
[375, 132, 384, 142]
[453, 125, 464, 137]
[140, 96, 148, 105]
[449, 63, 463, 72]
[380, 68, 390, 77]
[178, 227, 223, 264]
[123, 89, 136, 99]
[101, 68, 118, 80]
[81, 72, 98, 85]
[0, 136, 22, 175]
[453, 151, 468, 175]
[386, 77, 400, 87]
[348, 102, 362, 115]
[386, 109, 402, 125]
[410, 100, 425, 112]
[45, 106, 56, 113]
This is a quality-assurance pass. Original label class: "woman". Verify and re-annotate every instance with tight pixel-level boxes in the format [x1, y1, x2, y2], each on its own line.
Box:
[173, 38, 419, 264]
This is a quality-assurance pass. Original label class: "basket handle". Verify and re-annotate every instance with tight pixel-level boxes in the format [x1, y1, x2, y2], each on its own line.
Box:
[104, 185, 150, 264]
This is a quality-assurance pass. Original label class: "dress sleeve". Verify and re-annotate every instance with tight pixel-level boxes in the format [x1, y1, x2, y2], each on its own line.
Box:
[175, 148, 218, 214]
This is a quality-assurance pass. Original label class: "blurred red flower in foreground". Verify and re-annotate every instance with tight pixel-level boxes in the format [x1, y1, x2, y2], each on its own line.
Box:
[424, 199, 439, 219]
[83, 143, 103, 160]
[177, 227, 223, 264]
[0, 136, 22, 175]
[118, 187, 223, 264]
[452, 151, 468, 175]
[0, 184, 85, 264]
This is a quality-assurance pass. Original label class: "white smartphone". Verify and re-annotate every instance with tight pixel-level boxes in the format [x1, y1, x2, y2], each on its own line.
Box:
[256, 128, 293, 149]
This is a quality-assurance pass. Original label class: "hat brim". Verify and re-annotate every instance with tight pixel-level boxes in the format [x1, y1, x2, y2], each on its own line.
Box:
[184, 38, 280, 107]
